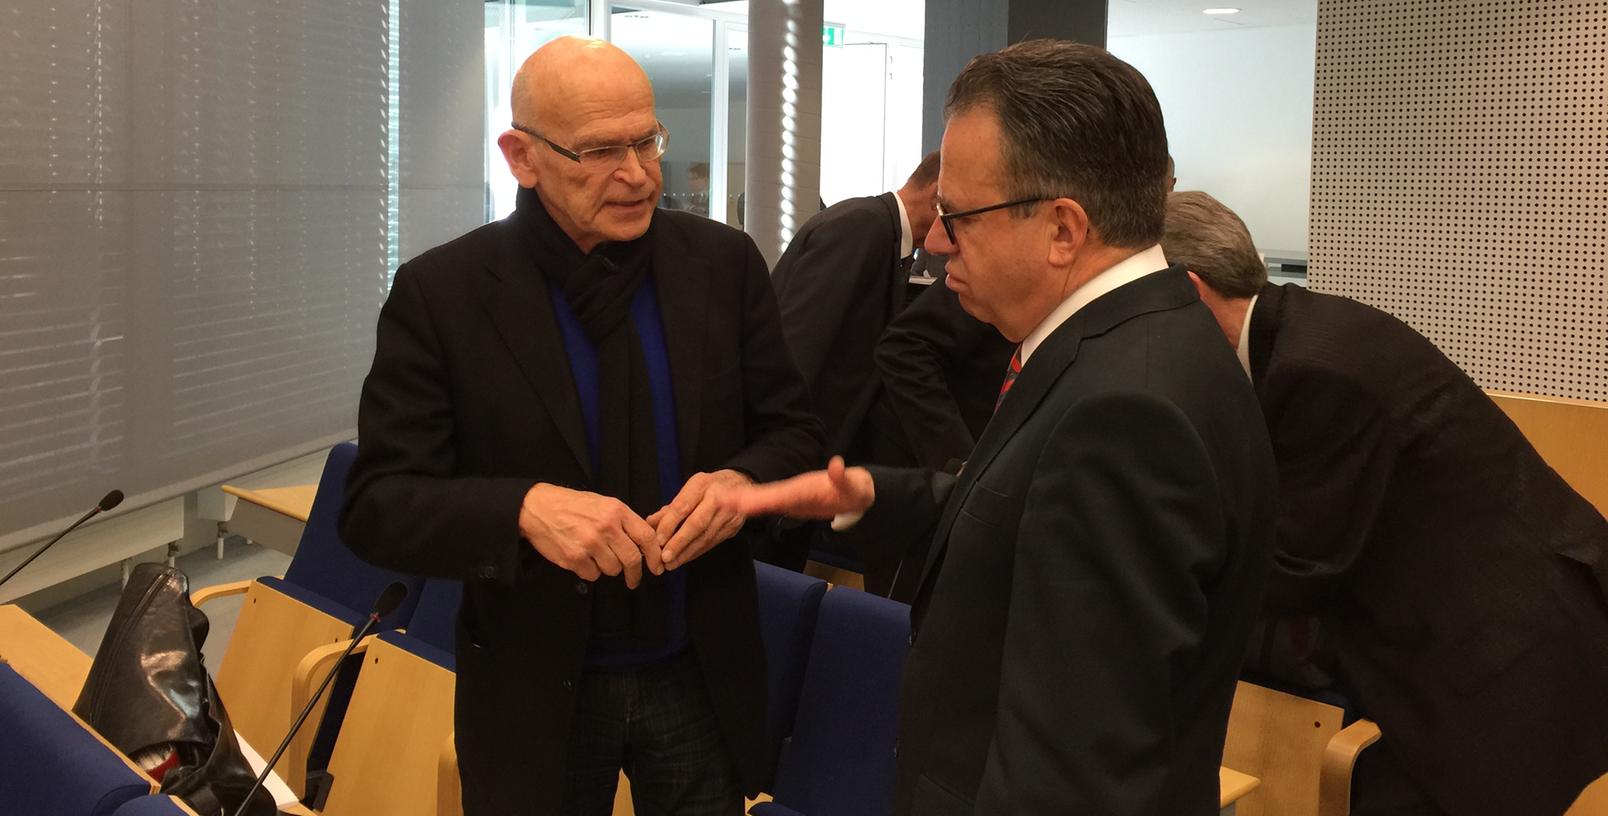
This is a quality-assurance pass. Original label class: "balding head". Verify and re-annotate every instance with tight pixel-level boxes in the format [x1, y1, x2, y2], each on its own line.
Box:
[498, 36, 664, 253]
[511, 37, 654, 135]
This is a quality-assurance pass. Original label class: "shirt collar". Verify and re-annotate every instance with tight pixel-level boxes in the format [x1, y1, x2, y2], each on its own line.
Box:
[1020, 244, 1169, 364]
[892, 192, 915, 259]
[1237, 293, 1259, 380]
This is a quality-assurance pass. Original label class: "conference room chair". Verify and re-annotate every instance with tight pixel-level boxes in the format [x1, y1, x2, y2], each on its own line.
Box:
[109, 795, 202, 815]
[750, 587, 911, 816]
[754, 561, 829, 787]
[1221, 680, 1381, 816]
[289, 577, 461, 815]
[190, 442, 424, 795]
[0, 664, 156, 816]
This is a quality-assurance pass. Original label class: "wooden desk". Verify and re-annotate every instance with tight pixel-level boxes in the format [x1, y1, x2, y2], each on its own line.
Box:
[220, 484, 317, 557]
[1219, 765, 1261, 815]
[0, 603, 92, 708]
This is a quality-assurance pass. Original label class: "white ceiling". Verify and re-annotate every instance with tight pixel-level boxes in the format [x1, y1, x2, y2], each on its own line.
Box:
[1108, 0, 1316, 38]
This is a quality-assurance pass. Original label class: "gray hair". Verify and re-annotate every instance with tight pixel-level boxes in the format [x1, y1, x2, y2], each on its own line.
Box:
[1161, 191, 1266, 298]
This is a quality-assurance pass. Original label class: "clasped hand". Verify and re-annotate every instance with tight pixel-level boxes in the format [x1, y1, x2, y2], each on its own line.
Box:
[519, 469, 753, 587]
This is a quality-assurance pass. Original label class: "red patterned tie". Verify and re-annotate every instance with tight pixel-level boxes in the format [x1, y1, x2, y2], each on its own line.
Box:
[995, 348, 1023, 413]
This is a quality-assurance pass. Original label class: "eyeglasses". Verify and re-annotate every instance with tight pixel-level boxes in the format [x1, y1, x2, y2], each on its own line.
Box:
[935, 196, 1054, 246]
[511, 122, 669, 171]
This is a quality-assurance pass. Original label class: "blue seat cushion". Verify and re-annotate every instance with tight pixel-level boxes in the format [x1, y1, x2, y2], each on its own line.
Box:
[0, 665, 152, 815]
[754, 562, 827, 770]
[280, 443, 423, 630]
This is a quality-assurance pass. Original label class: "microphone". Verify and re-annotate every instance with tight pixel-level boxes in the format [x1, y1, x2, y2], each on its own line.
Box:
[232, 581, 409, 816]
[0, 490, 125, 592]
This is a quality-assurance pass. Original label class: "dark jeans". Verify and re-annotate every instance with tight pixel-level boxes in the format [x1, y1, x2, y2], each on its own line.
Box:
[560, 653, 742, 816]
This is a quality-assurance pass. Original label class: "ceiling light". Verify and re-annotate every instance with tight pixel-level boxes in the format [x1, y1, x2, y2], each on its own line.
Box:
[1203, 7, 1241, 14]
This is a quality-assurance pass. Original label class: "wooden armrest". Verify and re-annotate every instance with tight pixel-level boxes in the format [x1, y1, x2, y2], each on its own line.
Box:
[191, 579, 255, 608]
[439, 731, 463, 816]
[284, 636, 373, 795]
[1319, 718, 1382, 816]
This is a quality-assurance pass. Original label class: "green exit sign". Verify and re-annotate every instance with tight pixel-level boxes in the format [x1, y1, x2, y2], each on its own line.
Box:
[822, 23, 845, 47]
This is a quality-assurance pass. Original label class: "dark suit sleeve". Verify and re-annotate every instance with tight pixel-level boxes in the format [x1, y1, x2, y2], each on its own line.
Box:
[875, 273, 1001, 470]
[772, 213, 890, 387]
[975, 392, 1225, 814]
[829, 465, 957, 565]
[340, 263, 534, 583]
[723, 234, 828, 482]
[1262, 368, 1398, 612]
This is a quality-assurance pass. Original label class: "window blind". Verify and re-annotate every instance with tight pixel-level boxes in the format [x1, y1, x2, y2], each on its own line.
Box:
[0, 0, 484, 553]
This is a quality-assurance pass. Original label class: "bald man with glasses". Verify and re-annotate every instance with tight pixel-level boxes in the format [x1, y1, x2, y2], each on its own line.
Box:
[342, 37, 822, 815]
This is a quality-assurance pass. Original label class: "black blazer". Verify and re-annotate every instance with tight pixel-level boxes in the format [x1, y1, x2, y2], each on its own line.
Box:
[1249, 282, 1608, 816]
[340, 206, 823, 814]
[873, 271, 1014, 470]
[771, 192, 905, 450]
[853, 268, 1277, 814]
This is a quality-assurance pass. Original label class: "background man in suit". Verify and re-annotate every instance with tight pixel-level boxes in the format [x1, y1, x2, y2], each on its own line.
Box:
[341, 37, 822, 815]
[1162, 190, 1608, 816]
[760, 153, 938, 583]
[770, 151, 940, 457]
[727, 40, 1278, 814]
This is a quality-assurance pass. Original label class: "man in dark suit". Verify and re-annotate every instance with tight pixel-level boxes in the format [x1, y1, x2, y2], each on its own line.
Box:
[761, 154, 937, 581]
[340, 38, 822, 815]
[770, 152, 939, 456]
[1163, 190, 1608, 816]
[727, 41, 1278, 814]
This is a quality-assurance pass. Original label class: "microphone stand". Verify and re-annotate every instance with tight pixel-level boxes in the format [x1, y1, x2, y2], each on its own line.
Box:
[230, 610, 384, 816]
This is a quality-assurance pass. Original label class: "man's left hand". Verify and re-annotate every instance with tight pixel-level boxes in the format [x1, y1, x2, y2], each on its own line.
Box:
[650, 469, 754, 570]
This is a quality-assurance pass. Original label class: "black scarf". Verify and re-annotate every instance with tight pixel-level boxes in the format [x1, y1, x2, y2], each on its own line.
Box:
[516, 186, 669, 643]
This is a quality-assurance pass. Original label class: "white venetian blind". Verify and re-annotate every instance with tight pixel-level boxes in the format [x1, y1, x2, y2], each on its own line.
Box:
[0, 0, 485, 553]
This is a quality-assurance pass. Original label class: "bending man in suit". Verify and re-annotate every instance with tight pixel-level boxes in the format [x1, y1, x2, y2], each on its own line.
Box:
[341, 38, 823, 815]
[726, 40, 1278, 814]
[1162, 190, 1608, 816]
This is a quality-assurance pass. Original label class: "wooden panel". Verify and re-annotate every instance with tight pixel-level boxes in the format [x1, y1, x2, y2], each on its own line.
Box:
[1220, 766, 1261, 809]
[1222, 681, 1345, 816]
[322, 638, 457, 816]
[1568, 772, 1608, 816]
[213, 581, 354, 793]
[1489, 391, 1608, 518]
[222, 483, 318, 523]
[0, 603, 92, 708]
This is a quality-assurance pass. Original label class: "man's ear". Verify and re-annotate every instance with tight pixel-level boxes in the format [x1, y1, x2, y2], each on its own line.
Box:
[1186, 269, 1210, 300]
[497, 130, 540, 188]
[1045, 197, 1091, 268]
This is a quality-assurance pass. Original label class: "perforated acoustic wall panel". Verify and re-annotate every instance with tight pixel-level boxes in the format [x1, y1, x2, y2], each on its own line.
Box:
[1310, 0, 1608, 400]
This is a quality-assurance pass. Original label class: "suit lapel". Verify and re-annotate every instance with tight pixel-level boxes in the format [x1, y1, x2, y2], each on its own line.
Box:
[482, 217, 593, 479]
[646, 215, 708, 475]
[908, 268, 1202, 621]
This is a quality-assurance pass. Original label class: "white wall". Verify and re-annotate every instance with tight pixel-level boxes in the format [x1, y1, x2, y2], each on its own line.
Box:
[1110, 23, 1316, 257]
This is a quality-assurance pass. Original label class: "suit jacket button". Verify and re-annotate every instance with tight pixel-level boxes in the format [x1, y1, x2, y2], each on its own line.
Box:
[575, 581, 589, 595]
[907, 634, 914, 647]
[561, 679, 574, 690]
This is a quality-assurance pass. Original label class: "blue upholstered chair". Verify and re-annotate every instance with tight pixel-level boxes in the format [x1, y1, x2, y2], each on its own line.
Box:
[0, 665, 154, 816]
[190, 442, 424, 795]
[754, 560, 828, 785]
[752, 587, 911, 816]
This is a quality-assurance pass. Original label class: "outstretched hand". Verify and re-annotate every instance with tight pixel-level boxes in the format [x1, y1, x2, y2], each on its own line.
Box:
[717, 456, 875, 520]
